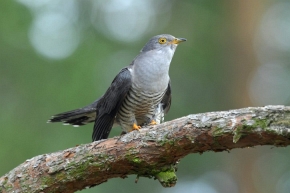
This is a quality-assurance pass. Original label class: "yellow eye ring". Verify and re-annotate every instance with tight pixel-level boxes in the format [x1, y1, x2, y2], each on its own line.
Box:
[158, 38, 167, 44]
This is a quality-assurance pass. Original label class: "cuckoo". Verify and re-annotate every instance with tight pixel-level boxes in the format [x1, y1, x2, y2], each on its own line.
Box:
[48, 34, 186, 141]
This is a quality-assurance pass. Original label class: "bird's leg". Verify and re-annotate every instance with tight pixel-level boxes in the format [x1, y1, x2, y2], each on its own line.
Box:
[132, 123, 141, 131]
[149, 120, 157, 125]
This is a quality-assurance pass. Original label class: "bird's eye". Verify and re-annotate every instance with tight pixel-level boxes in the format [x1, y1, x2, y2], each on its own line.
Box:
[158, 38, 167, 44]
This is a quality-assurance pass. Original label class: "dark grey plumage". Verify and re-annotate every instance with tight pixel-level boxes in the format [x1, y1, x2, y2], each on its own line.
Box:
[92, 68, 132, 140]
[48, 34, 186, 141]
[49, 99, 99, 126]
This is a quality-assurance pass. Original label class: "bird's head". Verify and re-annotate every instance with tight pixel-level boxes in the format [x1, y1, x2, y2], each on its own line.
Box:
[141, 34, 186, 52]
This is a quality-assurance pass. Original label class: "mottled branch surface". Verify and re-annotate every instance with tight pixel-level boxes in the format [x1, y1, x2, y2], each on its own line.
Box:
[1, 106, 290, 193]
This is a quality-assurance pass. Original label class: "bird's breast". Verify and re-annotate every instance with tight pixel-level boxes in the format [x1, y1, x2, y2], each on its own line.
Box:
[131, 50, 172, 93]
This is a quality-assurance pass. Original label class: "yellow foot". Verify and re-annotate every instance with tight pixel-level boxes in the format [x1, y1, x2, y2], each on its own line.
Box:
[132, 123, 141, 131]
[149, 120, 157, 125]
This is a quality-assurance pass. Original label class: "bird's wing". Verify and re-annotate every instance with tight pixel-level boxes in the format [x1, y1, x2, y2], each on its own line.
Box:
[161, 80, 171, 114]
[92, 68, 132, 141]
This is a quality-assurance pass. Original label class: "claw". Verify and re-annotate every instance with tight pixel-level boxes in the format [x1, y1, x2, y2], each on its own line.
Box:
[150, 120, 157, 125]
[132, 123, 141, 131]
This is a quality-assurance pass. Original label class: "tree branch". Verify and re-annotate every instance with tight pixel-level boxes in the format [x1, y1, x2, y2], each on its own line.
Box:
[1, 106, 290, 193]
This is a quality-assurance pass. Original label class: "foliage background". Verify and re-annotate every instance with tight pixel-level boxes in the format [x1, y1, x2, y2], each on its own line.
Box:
[1, 0, 290, 192]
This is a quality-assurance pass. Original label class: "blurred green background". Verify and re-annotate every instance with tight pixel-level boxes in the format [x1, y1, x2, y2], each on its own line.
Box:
[1, 0, 290, 192]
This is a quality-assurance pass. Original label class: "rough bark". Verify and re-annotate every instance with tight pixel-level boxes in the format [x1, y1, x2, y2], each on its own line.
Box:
[1, 106, 290, 193]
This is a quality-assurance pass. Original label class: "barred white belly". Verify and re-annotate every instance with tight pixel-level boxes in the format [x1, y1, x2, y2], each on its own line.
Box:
[116, 84, 166, 132]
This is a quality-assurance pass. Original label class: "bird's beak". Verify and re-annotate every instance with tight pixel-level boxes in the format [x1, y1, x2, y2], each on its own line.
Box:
[170, 37, 187, 44]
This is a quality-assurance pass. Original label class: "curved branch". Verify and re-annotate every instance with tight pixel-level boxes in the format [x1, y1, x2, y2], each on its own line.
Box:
[1, 106, 290, 193]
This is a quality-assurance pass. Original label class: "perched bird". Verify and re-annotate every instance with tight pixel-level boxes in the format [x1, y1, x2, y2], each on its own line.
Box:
[48, 34, 186, 141]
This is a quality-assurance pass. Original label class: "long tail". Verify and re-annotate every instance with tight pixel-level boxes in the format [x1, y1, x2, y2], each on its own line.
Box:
[48, 99, 99, 127]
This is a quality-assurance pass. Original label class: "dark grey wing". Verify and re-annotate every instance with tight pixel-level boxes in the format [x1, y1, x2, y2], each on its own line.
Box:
[161, 81, 171, 114]
[92, 68, 132, 141]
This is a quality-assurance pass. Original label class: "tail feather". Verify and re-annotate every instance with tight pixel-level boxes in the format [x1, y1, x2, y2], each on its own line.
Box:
[48, 99, 99, 126]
